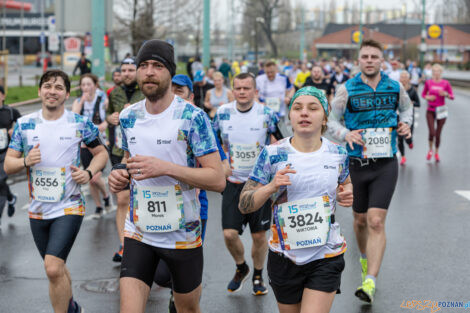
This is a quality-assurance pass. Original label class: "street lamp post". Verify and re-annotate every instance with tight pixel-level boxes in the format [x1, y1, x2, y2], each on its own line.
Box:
[358, 0, 363, 55]
[420, 0, 426, 69]
[255, 17, 265, 65]
[202, 0, 210, 69]
[300, 10, 305, 61]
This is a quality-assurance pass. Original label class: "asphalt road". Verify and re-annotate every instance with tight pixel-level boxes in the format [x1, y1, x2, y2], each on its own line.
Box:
[1, 88, 470, 312]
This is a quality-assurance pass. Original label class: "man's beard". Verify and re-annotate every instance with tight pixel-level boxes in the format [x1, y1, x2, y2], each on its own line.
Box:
[44, 104, 60, 111]
[139, 78, 170, 102]
[362, 67, 380, 79]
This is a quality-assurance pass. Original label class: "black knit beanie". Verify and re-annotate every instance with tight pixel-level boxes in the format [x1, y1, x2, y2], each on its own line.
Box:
[135, 39, 176, 77]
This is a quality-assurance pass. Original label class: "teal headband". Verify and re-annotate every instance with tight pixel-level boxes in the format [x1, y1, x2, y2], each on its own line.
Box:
[288, 86, 329, 116]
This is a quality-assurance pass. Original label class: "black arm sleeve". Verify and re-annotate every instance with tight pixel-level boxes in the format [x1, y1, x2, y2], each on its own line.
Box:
[85, 137, 103, 148]
[272, 124, 284, 141]
[410, 87, 421, 107]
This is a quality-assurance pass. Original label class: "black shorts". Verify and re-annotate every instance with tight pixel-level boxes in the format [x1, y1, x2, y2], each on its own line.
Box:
[29, 215, 83, 261]
[349, 156, 399, 213]
[222, 180, 272, 235]
[267, 250, 345, 305]
[120, 237, 203, 293]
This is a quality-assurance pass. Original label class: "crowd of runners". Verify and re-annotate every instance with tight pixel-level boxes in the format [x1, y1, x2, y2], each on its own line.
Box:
[0, 37, 455, 313]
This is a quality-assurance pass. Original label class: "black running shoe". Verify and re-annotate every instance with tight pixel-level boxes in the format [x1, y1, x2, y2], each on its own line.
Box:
[227, 266, 250, 293]
[7, 194, 17, 217]
[168, 291, 176, 313]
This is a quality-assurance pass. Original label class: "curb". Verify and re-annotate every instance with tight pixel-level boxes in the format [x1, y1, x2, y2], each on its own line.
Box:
[8, 86, 80, 107]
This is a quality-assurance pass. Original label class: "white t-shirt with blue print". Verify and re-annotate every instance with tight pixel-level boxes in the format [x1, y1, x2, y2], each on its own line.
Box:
[9, 110, 99, 219]
[249, 137, 349, 265]
[212, 101, 279, 184]
[120, 96, 218, 249]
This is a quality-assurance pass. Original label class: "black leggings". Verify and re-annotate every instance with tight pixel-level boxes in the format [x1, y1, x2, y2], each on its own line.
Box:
[426, 110, 446, 148]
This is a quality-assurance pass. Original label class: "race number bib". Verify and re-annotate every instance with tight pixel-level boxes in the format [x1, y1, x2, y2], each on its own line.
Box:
[274, 196, 331, 250]
[30, 167, 66, 202]
[265, 97, 281, 113]
[114, 126, 123, 149]
[131, 185, 184, 233]
[230, 143, 259, 172]
[362, 128, 393, 159]
[0, 128, 8, 150]
[436, 106, 448, 120]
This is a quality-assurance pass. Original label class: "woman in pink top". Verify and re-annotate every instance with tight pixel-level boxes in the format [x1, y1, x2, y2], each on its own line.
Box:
[421, 64, 454, 162]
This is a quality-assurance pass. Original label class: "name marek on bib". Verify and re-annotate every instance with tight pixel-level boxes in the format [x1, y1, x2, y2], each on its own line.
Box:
[131, 184, 184, 233]
[362, 127, 393, 159]
[274, 195, 331, 250]
[29, 167, 66, 202]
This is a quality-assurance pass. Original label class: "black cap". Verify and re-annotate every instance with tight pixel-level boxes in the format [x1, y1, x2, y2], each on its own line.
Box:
[135, 39, 176, 77]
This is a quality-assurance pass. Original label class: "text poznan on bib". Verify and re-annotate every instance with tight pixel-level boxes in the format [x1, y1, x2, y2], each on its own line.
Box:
[274, 196, 331, 250]
[362, 128, 393, 159]
[131, 184, 184, 233]
[30, 167, 66, 202]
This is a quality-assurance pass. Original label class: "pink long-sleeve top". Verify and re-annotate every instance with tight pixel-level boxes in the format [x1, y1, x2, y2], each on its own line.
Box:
[421, 79, 454, 112]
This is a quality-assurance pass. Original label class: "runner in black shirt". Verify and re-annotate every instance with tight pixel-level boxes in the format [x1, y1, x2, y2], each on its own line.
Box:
[0, 85, 21, 225]
[304, 65, 333, 102]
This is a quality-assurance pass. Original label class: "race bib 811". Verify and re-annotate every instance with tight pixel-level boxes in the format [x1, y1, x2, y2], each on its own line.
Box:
[131, 184, 184, 233]
[274, 196, 331, 250]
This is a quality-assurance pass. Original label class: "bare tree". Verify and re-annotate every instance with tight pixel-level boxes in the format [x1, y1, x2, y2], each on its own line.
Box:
[114, 0, 204, 56]
[241, 0, 286, 57]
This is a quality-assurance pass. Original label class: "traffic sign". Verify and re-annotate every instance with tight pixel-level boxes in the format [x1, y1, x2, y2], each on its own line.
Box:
[64, 37, 81, 52]
[48, 33, 60, 52]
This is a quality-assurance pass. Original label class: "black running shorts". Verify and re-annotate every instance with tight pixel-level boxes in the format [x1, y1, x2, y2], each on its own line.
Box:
[349, 156, 399, 213]
[222, 180, 272, 235]
[120, 237, 203, 293]
[267, 250, 345, 304]
[29, 215, 83, 261]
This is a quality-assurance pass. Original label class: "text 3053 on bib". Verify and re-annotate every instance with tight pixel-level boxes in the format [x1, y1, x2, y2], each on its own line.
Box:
[29, 167, 66, 202]
[230, 143, 259, 171]
[131, 184, 184, 233]
[362, 128, 393, 159]
[273, 196, 331, 250]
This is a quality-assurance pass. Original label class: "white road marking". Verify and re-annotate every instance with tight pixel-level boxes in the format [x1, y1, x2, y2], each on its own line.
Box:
[455, 190, 470, 201]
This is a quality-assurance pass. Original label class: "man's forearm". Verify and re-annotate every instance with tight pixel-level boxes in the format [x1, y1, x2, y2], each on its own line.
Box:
[4, 155, 26, 175]
[166, 163, 225, 192]
[87, 148, 108, 175]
